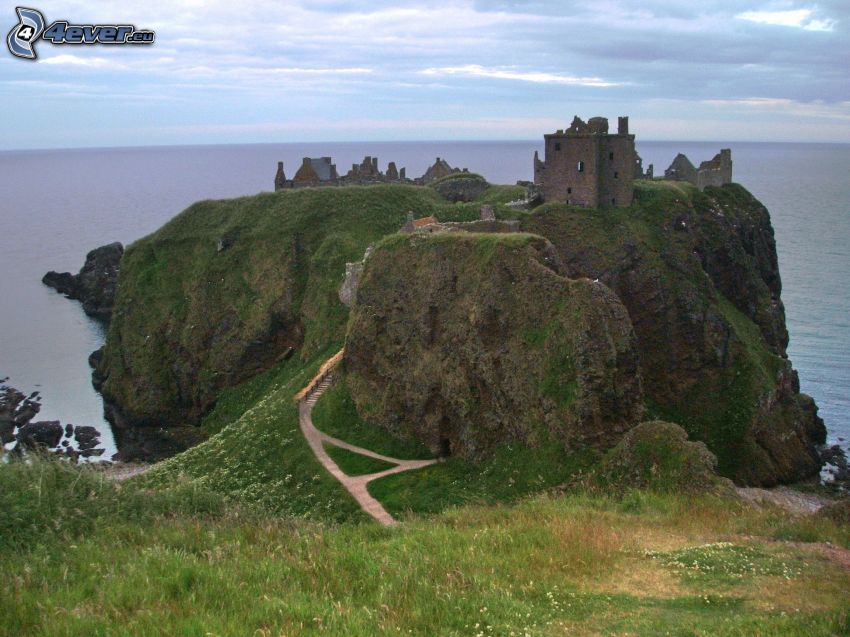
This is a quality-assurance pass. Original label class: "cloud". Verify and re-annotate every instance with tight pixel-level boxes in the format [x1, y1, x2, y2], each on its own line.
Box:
[2, 0, 849, 147]
[421, 65, 621, 87]
[736, 8, 835, 32]
[701, 97, 850, 120]
[40, 54, 128, 69]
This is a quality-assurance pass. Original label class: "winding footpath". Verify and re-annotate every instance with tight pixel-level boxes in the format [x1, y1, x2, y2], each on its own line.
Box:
[299, 375, 438, 526]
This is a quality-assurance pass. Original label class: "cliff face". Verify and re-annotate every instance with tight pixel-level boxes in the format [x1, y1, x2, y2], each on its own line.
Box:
[344, 233, 644, 459]
[520, 182, 824, 484]
[42, 242, 123, 319]
[95, 187, 451, 453]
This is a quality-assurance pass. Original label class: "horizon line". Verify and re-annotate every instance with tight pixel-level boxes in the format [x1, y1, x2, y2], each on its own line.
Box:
[2, 139, 850, 154]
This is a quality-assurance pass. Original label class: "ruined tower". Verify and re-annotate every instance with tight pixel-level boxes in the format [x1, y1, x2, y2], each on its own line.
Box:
[534, 115, 637, 208]
[274, 161, 287, 191]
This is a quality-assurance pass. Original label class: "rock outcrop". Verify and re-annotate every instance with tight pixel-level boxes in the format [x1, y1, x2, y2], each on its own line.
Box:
[344, 233, 644, 459]
[0, 384, 106, 459]
[595, 420, 733, 494]
[520, 183, 825, 485]
[43, 242, 123, 319]
[431, 174, 490, 203]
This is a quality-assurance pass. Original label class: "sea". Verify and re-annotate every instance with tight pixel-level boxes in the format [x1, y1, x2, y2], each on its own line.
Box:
[0, 141, 848, 459]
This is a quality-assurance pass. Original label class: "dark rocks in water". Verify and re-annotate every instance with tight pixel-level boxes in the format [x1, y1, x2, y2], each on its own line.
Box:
[89, 347, 106, 391]
[0, 418, 13, 445]
[1, 387, 23, 443]
[42, 242, 123, 319]
[2, 384, 107, 460]
[1, 385, 42, 444]
[16, 420, 63, 449]
[73, 425, 101, 451]
[820, 444, 849, 489]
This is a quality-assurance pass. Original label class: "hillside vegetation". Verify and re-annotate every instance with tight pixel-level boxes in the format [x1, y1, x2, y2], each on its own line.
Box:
[2, 457, 848, 636]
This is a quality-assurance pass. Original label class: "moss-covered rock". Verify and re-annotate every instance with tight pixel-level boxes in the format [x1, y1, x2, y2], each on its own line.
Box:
[344, 232, 644, 459]
[521, 182, 825, 485]
[594, 420, 731, 494]
[431, 173, 490, 203]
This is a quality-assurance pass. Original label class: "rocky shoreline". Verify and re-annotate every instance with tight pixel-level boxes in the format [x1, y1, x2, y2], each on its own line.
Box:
[42, 242, 123, 319]
[1, 380, 108, 461]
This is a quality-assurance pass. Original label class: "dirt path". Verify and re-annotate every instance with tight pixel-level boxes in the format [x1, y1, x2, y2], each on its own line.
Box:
[299, 376, 438, 526]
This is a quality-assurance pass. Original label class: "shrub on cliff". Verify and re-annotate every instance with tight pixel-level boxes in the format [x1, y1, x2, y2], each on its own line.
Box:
[594, 421, 732, 494]
[816, 498, 850, 526]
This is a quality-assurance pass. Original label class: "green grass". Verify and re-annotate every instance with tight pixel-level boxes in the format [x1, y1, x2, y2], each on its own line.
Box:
[475, 183, 527, 205]
[322, 444, 397, 476]
[135, 348, 366, 522]
[2, 470, 848, 637]
[311, 377, 433, 460]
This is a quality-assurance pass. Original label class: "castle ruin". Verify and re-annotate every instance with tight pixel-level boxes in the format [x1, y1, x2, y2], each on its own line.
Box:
[274, 156, 464, 191]
[273, 120, 733, 204]
[533, 116, 640, 208]
[664, 149, 732, 190]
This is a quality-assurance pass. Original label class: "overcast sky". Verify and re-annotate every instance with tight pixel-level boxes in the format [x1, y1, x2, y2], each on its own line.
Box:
[1, 0, 848, 148]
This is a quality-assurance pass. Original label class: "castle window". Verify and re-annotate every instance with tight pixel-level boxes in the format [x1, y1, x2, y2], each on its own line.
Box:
[555, 143, 561, 151]
[612, 198, 616, 205]
[577, 160, 585, 173]
[567, 187, 572, 194]
[614, 172, 619, 179]
[609, 152, 614, 160]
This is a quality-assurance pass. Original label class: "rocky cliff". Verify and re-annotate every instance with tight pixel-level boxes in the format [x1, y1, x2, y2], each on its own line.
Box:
[95, 181, 825, 484]
[94, 187, 455, 455]
[520, 182, 824, 484]
[344, 233, 644, 458]
[43, 242, 123, 319]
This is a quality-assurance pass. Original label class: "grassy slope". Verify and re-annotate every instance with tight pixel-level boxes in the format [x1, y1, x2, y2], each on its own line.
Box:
[136, 348, 368, 522]
[2, 459, 848, 637]
[3, 182, 848, 635]
[313, 375, 601, 517]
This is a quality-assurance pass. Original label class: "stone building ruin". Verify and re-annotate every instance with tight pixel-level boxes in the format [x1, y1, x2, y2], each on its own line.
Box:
[273, 119, 733, 205]
[533, 116, 640, 208]
[664, 149, 732, 190]
[275, 155, 466, 191]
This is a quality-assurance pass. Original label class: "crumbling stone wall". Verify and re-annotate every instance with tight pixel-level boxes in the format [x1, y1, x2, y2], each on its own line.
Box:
[665, 149, 732, 190]
[274, 155, 464, 190]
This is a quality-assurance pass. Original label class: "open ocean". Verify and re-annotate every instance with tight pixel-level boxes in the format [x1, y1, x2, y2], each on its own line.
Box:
[1, 140, 848, 459]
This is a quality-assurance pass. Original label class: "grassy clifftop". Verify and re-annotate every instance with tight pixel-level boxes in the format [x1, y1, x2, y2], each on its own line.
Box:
[521, 181, 824, 484]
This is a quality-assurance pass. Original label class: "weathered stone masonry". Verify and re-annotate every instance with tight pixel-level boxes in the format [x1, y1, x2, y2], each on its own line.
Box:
[534, 116, 638, 208]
